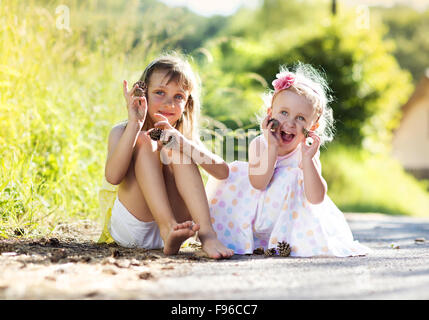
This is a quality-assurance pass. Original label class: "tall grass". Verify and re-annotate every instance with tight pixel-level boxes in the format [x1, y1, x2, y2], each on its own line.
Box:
[0, 0, 182, 237]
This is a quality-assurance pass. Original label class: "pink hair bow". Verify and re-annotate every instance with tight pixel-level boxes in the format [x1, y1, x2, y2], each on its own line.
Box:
[272, 72, 295, 91]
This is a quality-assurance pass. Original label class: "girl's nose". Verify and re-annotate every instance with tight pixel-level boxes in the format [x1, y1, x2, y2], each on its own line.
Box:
[163, 96, 174, 108]
[282, 117, 296, 130]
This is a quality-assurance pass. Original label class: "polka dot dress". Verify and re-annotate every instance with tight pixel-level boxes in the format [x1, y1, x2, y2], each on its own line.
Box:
[206, 135, 370, 257]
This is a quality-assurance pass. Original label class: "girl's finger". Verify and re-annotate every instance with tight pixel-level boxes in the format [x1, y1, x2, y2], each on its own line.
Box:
[261, 114, 271, 129]
[132, 95, 144, 105]
[154, 121, 171, 130]
[160, 130, 172, 142]
[153, 113, 174, 128]
[129, 83, 138, 97]
[138, 96, 147, 107]
[308, 132, 320, 144]
[154, 113, 169, 121]
[131, 96, 147, 108]
[123, 80, 128, 94]
[307, 131, 318, 138]
[264, 119, 274, 131]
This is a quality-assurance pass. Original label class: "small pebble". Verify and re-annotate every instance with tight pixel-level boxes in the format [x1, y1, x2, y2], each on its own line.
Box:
[1, 252, 17, 256]
[102, 268, 117, 275]
[138, 272, 154, 280]
[114, 259, 131, 269]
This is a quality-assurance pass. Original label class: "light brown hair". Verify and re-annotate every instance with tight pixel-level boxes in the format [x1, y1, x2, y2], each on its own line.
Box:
[139, 53, 201, 141]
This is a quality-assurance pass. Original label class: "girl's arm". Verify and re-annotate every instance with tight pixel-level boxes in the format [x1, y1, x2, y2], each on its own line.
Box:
[105, 121, 141, 185]
[301, 132, 327, 204]
[248, 115, 281, 190]
[248, 136, 277, 190]
[105, 80, 147, 185]
[152, 114, 229, 180]
[181, 138, 229, 180]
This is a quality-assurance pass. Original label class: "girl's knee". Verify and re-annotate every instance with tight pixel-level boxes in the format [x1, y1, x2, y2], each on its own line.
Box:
[135, 137, 158, 159]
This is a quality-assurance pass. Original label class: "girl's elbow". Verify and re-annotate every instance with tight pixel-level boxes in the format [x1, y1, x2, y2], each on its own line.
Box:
[308, 190, 327, 205]
[210, 162, 229, 180]
[218, 163, 229, 180]
[249, 177, 267, 191]
[105, 175, 121, 185]
[105, 169, 122, 185]
[308, 196, 324, 205]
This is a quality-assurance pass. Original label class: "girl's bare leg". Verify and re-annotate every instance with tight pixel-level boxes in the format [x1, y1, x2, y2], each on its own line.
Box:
[134, 140, 199, 255]
[164, 149, 234, 259]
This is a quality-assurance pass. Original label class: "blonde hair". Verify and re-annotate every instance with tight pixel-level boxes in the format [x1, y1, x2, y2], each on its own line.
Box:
[261, 62, 335, 145]
[138, 52, 201, 141]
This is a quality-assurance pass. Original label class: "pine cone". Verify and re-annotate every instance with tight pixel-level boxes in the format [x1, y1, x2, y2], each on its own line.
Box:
[268, 118, 280, 132]
[253, 247, 265, 255]
[149, 128, 174, 146]
[133, 81, 147, 97]
[277, 241, 291, 257]
[149, 128, 163, 141]
[264, 248, 277, 257]
[302, 128, 310, 138]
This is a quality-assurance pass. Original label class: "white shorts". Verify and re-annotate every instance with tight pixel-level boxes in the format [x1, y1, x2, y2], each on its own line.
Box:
[108, 197, 164, 249]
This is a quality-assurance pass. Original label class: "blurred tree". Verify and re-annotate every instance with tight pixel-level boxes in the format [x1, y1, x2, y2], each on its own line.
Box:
[198, 0, 413, 151]
[372, 5, 429, 83]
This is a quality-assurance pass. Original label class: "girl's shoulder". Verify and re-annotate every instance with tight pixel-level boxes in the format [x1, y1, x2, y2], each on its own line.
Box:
[107, 121, 128, 144]
[109, 120, 128, 134]
[112, 120, 128, 130]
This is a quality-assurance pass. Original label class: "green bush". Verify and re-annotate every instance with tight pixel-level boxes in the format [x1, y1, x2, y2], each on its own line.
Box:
[205, 0, 412, 152]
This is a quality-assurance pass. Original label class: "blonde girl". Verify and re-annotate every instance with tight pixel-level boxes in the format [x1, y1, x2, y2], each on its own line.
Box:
[206, 63, 370, 257]
[99, 53, 234, 259]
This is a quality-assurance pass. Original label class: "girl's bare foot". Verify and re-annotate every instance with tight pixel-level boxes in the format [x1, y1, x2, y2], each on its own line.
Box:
[162, 221, 200, 255]
[199, 232, 234, 259]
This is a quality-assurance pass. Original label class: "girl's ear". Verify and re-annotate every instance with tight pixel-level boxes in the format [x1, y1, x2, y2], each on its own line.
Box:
[311, 122, 319, 131]
[267, 107, 272, 117]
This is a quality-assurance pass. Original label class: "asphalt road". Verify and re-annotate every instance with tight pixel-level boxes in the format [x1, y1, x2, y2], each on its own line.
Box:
[1, 213, 428, 300]
[151, 213, 429, 300]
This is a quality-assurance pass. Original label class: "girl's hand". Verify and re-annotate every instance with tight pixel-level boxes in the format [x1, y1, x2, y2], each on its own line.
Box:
[123, 80, 147, 126]
[301, 130, 320, 161]
[261, 114, 280, 152]
[150, 113, 184, 151]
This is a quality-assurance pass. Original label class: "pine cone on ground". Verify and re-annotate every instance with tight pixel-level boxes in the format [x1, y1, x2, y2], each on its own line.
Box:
[253, 247, 265, 255]
[264, 247, 277, 257]
[277, 241, 291, 257]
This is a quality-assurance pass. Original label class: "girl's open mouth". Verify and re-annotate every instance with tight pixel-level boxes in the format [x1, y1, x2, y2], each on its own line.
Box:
[280, 130, 295, 144]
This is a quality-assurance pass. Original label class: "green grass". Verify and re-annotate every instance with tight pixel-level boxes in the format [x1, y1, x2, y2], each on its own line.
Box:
[321, 144, 429, 217]
[0, 1, 167, 237]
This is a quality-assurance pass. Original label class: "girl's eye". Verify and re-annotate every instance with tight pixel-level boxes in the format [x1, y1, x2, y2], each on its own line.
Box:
[297, 116, 305, 121]
[155, 90, 164, 96]
[175, 94, 185, 101]
[280, 111, 288, 116]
